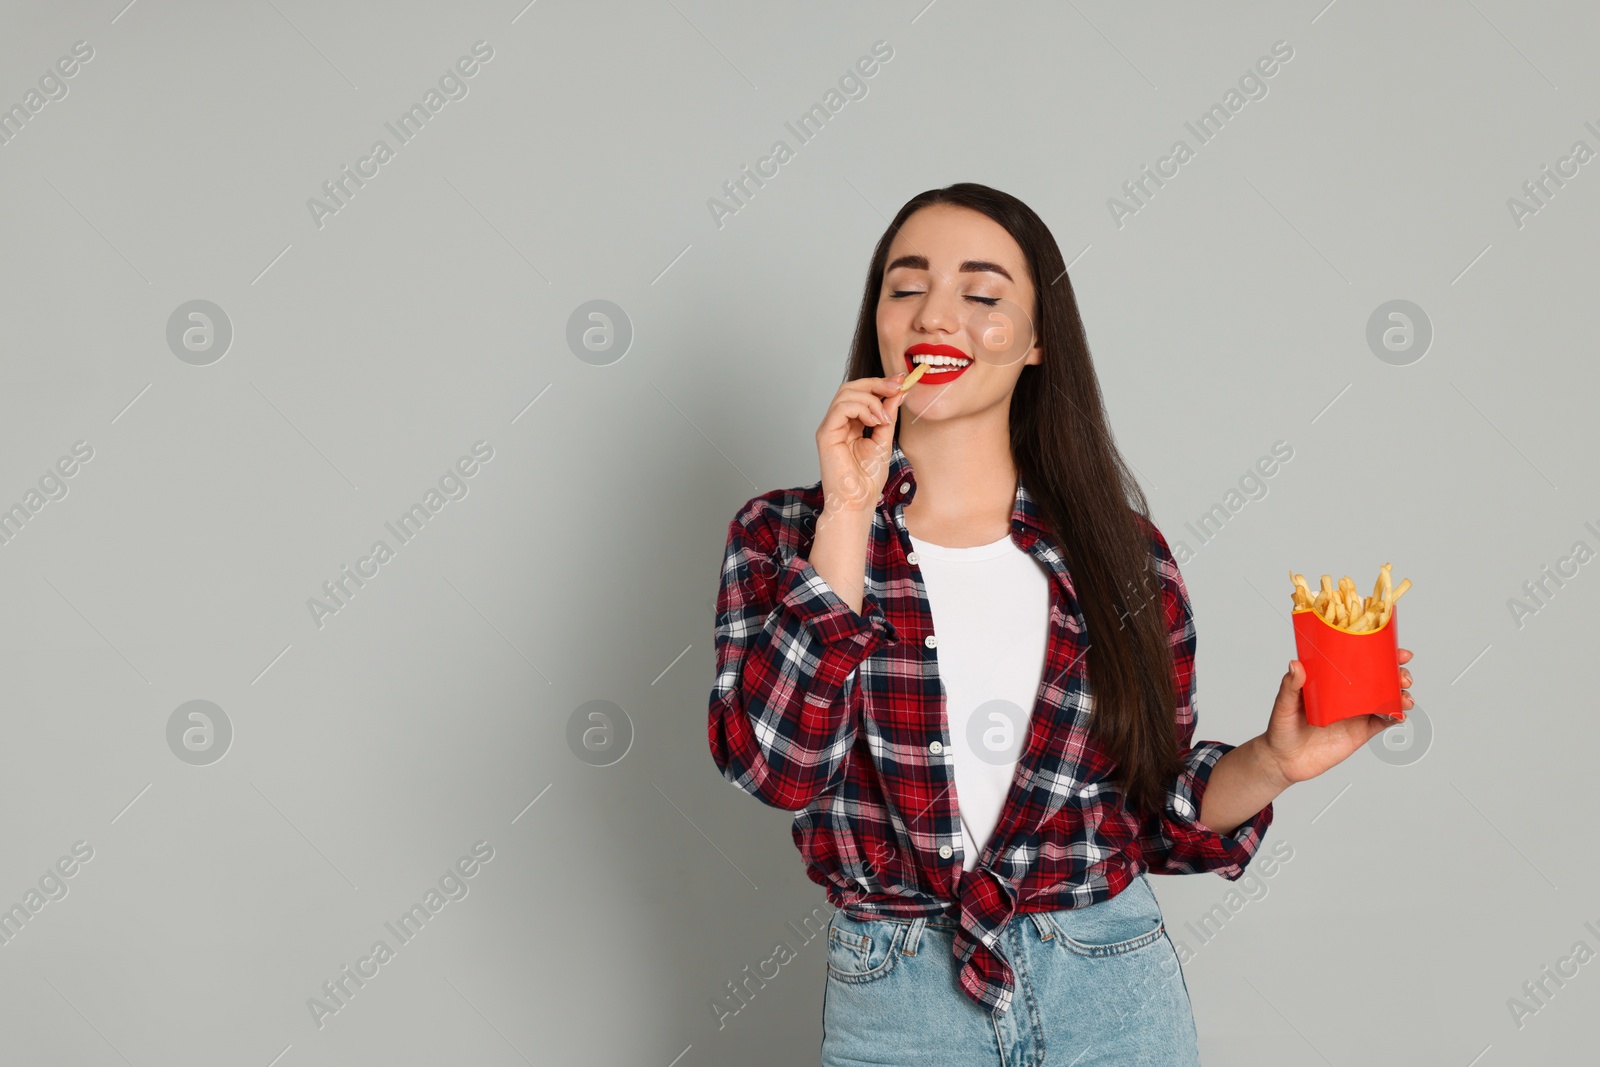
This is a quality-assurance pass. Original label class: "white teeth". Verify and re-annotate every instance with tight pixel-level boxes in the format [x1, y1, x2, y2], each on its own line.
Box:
[910, 353, 972, 366]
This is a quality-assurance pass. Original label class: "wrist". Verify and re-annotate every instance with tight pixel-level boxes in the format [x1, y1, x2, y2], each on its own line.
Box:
[1245, 734, 1294, 794]
[815, 498, 877, 538]
[821, 498, 876, 518]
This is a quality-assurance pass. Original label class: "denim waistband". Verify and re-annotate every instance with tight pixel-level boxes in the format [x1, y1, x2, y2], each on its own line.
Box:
[850, 908, 1059, 956]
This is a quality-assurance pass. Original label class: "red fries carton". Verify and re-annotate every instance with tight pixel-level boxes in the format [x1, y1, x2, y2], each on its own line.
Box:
[1292, 604, 1403, 726]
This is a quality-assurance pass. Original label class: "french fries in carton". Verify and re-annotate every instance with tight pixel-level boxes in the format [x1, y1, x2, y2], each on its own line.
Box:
[1289, 563, 1409, 727]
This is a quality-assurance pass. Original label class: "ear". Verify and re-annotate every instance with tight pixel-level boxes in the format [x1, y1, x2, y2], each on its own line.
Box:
[1024, 343, 1044, 367]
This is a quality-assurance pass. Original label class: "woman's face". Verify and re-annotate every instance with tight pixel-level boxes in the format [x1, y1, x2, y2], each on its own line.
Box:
[875, 203, 1042, 423]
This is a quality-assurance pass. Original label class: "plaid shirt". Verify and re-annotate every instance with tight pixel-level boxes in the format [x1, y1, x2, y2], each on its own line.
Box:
[707, 441, 1273, 1018]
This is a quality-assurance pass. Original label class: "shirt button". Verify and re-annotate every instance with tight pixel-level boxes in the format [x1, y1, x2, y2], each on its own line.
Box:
[899, 482, 910, 494]
[924, 634, 938, 649]
[907, 551, 920, 565]
[939, 845, 953, 859]
[929, 740, 943, 755]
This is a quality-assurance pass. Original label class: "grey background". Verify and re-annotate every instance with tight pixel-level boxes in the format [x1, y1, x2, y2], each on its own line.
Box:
[0, 0, 1594, 1064]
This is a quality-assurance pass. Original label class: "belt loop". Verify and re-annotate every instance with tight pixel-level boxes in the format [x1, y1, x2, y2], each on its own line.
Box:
[900, 915, 926, 956]
[1028, 911, 1056, 940]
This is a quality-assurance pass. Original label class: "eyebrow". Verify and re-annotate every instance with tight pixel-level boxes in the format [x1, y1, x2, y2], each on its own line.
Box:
[885, 254, 1013, 283]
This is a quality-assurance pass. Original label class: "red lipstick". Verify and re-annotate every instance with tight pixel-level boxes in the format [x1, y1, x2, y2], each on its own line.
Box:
[903, 342, 973, 386]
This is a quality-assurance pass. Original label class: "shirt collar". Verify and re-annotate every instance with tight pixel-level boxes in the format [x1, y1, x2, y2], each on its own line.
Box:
[879, 439, 1047, 538]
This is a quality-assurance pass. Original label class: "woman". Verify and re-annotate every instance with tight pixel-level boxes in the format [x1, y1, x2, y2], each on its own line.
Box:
[706, 183, 1413, 1065]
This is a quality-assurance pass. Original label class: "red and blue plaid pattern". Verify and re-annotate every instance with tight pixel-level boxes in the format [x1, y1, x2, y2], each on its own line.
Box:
[708, 441, 1274, 1017]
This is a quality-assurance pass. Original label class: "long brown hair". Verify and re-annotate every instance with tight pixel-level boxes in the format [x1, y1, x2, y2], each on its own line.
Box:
[843, 182, 1181, 819]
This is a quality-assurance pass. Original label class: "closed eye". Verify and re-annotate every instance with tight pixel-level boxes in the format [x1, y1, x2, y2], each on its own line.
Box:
[889, 290, 1000, 306]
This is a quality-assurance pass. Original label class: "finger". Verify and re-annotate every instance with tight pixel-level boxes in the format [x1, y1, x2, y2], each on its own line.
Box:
[1398, 648, 1412, 663]
[833, 386, 899, 421]
[833, 384, 893, 411]
[876, 382, 904, 438]
[1400, 670, 1412, 688]
[846, 388, 894, 416]
[823, 398, 887, 429]
[847, 376, 911, 399]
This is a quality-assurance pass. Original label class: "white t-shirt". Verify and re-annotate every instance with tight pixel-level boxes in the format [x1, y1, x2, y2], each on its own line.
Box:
[907, 531, 1051, 871]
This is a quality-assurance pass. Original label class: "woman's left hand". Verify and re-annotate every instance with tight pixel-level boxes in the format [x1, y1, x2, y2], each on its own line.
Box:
[1259, 649, 1414, 787]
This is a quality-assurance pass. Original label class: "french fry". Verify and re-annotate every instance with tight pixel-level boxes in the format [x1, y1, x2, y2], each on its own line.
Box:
[1290, 571, 1314, 610]
[900, 361, 931, 390]
[1291, 564, 1410, 633]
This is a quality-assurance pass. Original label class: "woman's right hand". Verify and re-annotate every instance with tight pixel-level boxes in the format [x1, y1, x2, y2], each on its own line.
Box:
[816, 373, 910, 515]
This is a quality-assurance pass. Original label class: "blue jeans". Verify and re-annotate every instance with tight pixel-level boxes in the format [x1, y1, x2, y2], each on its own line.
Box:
[820, 873, 1202, 1066]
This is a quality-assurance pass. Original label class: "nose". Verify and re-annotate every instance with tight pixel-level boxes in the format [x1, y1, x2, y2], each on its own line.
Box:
[910, 281, 963, 337]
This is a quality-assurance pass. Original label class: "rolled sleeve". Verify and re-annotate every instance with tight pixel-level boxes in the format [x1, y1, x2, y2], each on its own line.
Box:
[774, 552, 897, 670]
[1138, 518, 1273, 879]
[707, 498, 897, 811]
[1152, 739, 1273, 880]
